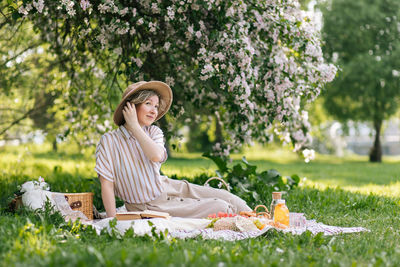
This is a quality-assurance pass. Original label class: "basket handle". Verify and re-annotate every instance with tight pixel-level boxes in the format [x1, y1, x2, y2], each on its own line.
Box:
[204, 177, 230, 192]
[254, 205, 270, 218]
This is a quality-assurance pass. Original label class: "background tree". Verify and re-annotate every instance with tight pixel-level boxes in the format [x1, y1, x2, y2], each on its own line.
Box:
[6, 0, 336, 158]
[320, 0, 400, 162]
[0, 2, 72, 149]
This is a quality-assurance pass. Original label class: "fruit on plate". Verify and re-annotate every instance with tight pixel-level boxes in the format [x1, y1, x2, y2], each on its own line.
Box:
[253, 219, 266, 230]
[208, 212, 238, 219]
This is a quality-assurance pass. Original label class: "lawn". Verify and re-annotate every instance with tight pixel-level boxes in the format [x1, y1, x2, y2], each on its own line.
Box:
[1, 143, 400, 266]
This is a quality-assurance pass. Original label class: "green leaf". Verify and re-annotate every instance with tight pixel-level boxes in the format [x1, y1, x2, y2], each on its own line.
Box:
[291, 174, 301, 184]
[241, 156, 249, 165]
[252, 191, 260, 202]
[259, 169, 281, 182]
[215, 170, 223, 178]
[12, 11, 22, 21]
[202, 152, 228, 174]
[231, 164, 245, 177]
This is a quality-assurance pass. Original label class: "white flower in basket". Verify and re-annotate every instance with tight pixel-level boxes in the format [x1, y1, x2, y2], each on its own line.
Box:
[20, 176, 54, 210]
[20, 176, 50, 192]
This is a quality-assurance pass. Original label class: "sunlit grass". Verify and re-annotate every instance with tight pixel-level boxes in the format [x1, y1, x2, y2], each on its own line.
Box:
[168, 144, 400, 198]
[2, 142, 400, 198]
[304, 180, 400, 198]
[0, 143, 96, 179]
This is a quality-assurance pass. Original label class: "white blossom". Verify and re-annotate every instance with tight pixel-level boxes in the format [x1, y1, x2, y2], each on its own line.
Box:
[33, 0, 44, 13]
[163, 42, 171, 51]
[195, 31, 202, 39]
[302, 149, 315, 163]
[113, 47, 122, 55]
[151, 3, 160, 14]
[165, 76, 175, 86]
[131, 57, 143, 68]
[167, 6, 175, 20]
[119, 7, 129, 16]
[80, 0, 91, 11]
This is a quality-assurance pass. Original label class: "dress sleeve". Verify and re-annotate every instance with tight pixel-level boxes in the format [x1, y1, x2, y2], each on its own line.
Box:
[149, 126, 168, 163]
[94, 135, 114, 182]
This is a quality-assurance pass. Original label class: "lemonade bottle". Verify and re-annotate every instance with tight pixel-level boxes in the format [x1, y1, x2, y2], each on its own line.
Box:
[274, 199, 289, 227]
[270, 191, 282, 220]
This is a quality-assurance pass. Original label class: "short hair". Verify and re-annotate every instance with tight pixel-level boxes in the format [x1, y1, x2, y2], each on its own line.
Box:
[126, 89, 166, 112]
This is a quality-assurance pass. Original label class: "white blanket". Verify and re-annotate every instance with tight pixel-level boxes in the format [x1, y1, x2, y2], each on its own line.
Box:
[21, 186, 369, 241]
[83, 217, 369, 241]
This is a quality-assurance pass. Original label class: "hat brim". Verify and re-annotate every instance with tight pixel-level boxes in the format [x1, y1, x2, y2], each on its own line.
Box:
[113, 81, 173, 126]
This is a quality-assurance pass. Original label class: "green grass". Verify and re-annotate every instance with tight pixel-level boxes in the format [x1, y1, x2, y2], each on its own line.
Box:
[1, 143, 400, 266]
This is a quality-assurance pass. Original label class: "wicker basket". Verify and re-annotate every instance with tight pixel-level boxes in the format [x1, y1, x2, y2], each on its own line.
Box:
[64, 192, 94, 220]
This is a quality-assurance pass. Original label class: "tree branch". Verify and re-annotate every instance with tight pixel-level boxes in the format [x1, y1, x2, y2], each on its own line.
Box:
[0, 108, 35, 136]
[0, 6, 12, 26]
[0, 101, 49, 136]
[0, 107, 26, 112]
[1, 43, 42, 65]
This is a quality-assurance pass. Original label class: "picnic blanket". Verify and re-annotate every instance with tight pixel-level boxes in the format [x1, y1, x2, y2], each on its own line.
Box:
[21, 186, 369, 241]
[84, 216, 369, 241]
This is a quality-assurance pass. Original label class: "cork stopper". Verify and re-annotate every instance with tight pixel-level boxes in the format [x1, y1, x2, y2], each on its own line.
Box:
[272, 192, 282, 200]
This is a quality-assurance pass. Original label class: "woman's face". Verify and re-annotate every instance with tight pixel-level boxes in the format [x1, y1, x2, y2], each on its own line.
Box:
[135, 95, 159, 127]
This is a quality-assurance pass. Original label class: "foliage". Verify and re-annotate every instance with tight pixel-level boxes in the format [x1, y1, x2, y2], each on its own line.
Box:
[202, 152, 300, 204]
[185, 120, 214, 153]
[5, 0, 336, 154]
[320, 0, 400, 162]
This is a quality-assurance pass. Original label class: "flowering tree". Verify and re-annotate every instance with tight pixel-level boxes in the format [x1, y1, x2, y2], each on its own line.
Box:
[9, 0, 336, 158]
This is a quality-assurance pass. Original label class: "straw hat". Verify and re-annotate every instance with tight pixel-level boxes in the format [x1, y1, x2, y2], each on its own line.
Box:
[113, 81, 173, 126]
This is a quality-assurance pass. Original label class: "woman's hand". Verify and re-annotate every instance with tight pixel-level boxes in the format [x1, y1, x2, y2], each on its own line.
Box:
[122, 102, 140, 130]
[122, 101, 165, 162]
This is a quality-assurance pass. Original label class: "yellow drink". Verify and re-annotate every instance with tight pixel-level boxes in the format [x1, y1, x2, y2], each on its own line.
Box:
[274, 200, 289, 226]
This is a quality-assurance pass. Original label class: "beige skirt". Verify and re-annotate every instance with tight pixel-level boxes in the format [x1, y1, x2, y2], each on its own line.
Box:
[125, 176, 252, 218]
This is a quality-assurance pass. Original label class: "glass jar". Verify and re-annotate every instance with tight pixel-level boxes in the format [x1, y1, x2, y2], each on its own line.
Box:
[274, 199, 290, 226]
[270, 191, 282, 220]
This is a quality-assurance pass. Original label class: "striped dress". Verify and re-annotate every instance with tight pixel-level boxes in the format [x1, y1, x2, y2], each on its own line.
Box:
[94, 125, 167, 204]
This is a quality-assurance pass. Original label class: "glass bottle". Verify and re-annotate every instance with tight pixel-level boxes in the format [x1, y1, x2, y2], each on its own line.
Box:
[274, 199, 290, 227]
[270, 191, 282, 220]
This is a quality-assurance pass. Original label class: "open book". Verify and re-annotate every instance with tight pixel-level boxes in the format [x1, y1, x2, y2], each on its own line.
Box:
[116, 210, 171, 220]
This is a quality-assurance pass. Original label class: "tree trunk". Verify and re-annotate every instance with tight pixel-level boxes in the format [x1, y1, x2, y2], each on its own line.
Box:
[369, 120, 382, 162]
[52, 139, 58, 152]
[158, 117, 171, 158]
[215, 115, 223, 145]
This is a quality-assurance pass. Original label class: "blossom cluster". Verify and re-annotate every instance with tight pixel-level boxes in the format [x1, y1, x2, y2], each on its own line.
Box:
[19, 176, 50, 192]
[15, 0, 337, 155]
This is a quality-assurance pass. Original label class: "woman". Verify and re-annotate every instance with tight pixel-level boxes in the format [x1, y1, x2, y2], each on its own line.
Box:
[95, 81, 252, 218]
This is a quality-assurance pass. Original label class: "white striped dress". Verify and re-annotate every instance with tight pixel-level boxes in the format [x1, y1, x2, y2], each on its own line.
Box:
[94, 125, 167, 204]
